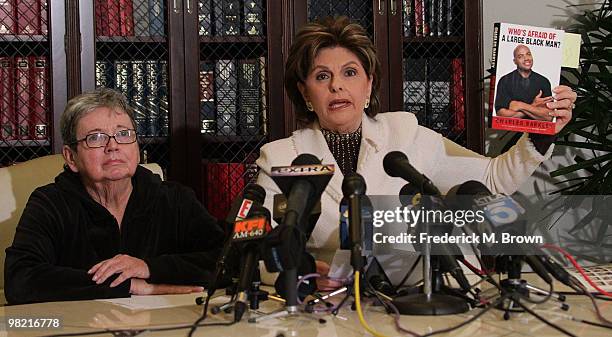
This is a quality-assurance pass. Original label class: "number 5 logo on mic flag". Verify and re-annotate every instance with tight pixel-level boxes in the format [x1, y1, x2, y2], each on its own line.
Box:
[477, 195, 525, 226]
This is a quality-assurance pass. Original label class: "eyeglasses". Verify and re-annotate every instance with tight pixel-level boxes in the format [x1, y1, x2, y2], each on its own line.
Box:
[72, 129, 137, 148]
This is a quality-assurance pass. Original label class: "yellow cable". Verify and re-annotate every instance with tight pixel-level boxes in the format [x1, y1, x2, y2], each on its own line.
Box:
[354, 271, 392, 337]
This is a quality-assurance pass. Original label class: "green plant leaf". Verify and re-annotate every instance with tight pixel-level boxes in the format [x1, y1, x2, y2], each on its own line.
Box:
[551, 153, 612, 177]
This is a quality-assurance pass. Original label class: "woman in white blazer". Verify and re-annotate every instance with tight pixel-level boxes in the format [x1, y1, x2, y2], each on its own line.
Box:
[256, 17, 576, 289]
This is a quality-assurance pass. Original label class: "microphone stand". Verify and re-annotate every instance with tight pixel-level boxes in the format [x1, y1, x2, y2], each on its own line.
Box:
[392, 194, 470, 315]
[492, 255, 569, 320]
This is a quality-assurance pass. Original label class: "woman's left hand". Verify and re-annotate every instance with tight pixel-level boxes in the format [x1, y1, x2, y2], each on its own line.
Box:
[88, 254, 151, 287]
[548, 85, 577, 134]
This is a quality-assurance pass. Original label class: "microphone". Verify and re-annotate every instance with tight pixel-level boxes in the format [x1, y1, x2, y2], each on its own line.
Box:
[263, 154, 334, 272]
[339, 196, 373, 255]
[383, 151, 440, 196]
[342, 173, 367, 271]
[232, 207, 272, 322]
[447, 181, 553, 284]
[207, 184, 266, 300]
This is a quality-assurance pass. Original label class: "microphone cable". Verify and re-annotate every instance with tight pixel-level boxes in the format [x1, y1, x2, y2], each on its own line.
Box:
[354, 270, 392, 337]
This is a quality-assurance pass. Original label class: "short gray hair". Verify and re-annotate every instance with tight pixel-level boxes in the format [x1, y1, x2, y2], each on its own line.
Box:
[61, 88, 137, 149]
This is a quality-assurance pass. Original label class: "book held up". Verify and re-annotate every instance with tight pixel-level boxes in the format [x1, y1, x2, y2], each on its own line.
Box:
[491, 23, 565, 135]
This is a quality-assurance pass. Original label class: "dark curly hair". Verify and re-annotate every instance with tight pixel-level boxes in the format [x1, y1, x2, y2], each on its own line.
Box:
[284, 16, 382, 127]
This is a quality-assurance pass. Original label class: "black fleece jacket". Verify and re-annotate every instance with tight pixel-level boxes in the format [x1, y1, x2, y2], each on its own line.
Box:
[4, 166, 223, 304]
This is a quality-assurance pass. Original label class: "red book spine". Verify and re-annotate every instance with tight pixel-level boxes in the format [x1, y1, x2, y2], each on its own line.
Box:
[17, 0, 41, 35]
[30, 56, 48, 140]
[1, 57, 15, 140]
[40, 0, 47, 35]
[107, 0, 120, 36]
[206, 162, 245, 220]
[0, 0, 16, 34]
[95, 0, 109, 36]
[15, 56, 31, 140]
[119, 0, 134, 36]
[451, 58, 465, 133]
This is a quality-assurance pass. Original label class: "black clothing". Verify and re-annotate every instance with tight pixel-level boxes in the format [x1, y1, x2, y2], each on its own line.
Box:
[495, 69, 552, 113]
[4, 166, 223, 305]
[321, 125, 362, 175]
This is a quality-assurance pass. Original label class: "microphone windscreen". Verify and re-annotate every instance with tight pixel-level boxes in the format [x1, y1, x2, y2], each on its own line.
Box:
[243, 183, 266, 204]
[292, 153, 321, 166]
[383, 151, 408, 177]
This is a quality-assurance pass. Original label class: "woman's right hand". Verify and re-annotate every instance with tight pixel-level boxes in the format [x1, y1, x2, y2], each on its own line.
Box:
[129, 278, 204, 295]
[315, 260, 345, 291]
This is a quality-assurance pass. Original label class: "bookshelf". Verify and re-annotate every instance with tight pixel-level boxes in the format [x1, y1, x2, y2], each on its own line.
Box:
[0, 1, 68, 167]
[0, 0, 484, 220]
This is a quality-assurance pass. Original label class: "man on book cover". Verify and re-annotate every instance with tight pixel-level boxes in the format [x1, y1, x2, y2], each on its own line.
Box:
[494, 44, 553, 121]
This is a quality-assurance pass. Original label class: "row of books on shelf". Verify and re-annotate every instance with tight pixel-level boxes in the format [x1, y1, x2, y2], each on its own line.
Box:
[403, 57, 464, 134]
[0, 0, 47, 35]
[96, 59, 169, 137]
[200, 58, 267, 136]
[403, 0, 461, 38]
[199, 0, 263, 36]
[95, 0, 165, 38]
[204, 160, 258, 220]
[0, 56, 48, 141]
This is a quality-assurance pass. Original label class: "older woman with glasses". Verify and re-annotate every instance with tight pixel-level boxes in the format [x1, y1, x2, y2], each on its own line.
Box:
[4, 88, 223, 304]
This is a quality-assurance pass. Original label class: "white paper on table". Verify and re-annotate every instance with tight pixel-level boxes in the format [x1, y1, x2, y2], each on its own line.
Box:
[95, 294, 192, 310]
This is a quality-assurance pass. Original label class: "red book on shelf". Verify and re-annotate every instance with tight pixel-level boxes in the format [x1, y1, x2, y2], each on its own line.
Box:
[15, 56, 31, 140]
[0, 0, 16, 34]
[30, 56, 48, 140]
[119, 0, 134, 36]
[0, 57, 15, 140]
[205, 162, 246, 220]
[451, 58, 465, 133]
[16, 0, 41, 35]
[107, 0, 120, 36]
[40, 0, 46, 35]
[95, 0, 109, 36]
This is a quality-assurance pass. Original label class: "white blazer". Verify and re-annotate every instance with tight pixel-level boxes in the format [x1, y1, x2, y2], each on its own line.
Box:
[256, 111, 553, 262]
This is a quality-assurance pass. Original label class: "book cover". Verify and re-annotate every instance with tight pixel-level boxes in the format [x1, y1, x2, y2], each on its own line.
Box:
[132, 0, 149, 36]
[131, 60, 149, 135]
[95, 60, 114, 88]
[243, 0, 263, 36]
[198, 0, 212, 36]
[492, 23, 564, 135]
[214, 0, 239, 36]
[158, 60, 168, 136]
[199, 61, 215, 134]
[451, 58, 465, 133]
[435, 0, 445, 37]
[403, 58, 427, 125]
[428, 58, 451, 133]
[17, 0, 40, 35]
[0, 0, 16, 34]
[0, 57, 15, 140]
[30, 56, 47, 140]
[148, 0, 164, 37]
[238, 59, 260, 136]
[107, 0, 121, 36]
[205, 162, 245, 220]
[215, 59, 237, 135]
[145, 60, 159, 136]
[119, 0, 134, 36]
[15, 56, 30, 139]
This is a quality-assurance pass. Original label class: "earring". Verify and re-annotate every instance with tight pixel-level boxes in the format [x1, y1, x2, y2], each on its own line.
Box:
[365, 98, 370, 109]
[306, 101, 314, 111]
